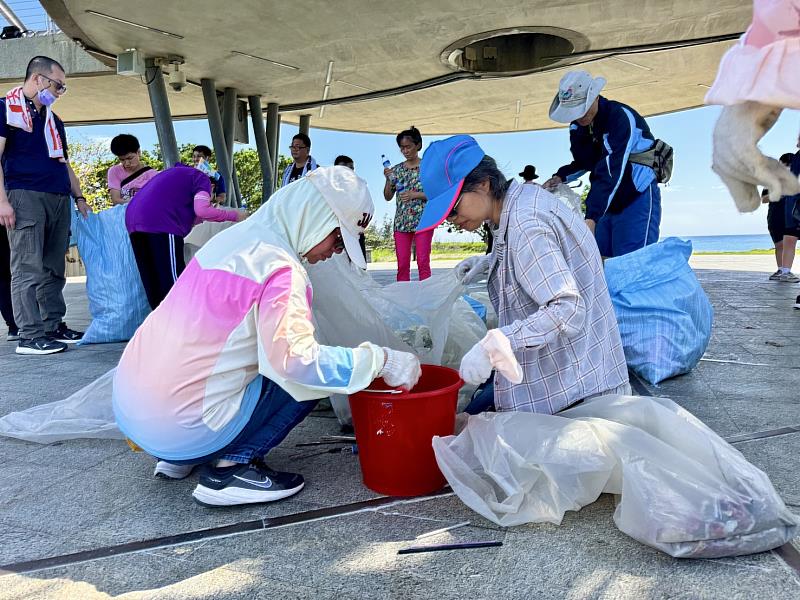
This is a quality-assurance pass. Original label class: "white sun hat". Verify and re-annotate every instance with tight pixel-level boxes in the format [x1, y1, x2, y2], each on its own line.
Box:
[549, 70, 607, 124]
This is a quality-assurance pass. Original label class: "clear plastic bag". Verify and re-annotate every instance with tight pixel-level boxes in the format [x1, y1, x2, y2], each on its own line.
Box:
[307, 255, 484, 424]
[433, 395, 797, 558]
[0, 369, 123, 443]
[551, 183, 584, 214]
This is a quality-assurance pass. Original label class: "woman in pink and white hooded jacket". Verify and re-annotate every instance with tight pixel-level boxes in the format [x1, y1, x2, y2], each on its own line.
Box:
[113, 167, 421, 507]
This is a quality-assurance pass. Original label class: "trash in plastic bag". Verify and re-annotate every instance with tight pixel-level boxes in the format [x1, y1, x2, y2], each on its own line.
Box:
[0, 369, 123, 443]
[433, 395, 797, 558]
[71, 206, 150, 344]
[307, 254, 485, 424]
[605, 237, 714, 384]
[551, 183, 584, 214]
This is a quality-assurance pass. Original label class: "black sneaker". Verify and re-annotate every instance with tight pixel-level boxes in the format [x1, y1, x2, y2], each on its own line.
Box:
[794, 295, 800, 310]
[16, 336, 68, 355]
[46, 323, 83, 344]
[192, 459, 305, 507]
[6, 327, 19, 342]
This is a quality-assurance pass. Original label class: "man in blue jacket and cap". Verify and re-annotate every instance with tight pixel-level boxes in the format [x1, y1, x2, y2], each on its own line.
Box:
[543, 70, 662, 258]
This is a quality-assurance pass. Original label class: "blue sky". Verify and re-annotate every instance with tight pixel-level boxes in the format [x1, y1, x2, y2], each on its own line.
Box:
[68, 105, 800, 241]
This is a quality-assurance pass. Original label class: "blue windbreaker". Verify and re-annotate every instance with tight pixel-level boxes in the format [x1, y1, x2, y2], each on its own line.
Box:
[555, 96, 657, 222]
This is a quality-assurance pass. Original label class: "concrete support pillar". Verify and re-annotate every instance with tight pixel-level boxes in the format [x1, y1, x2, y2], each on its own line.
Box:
[145, 59, 179, 168]
[201, 78, 235, 207]
[248, 96, 274, 202]
[299, 114, 311, 137]
[221, 88, 239, 207]
[266, 103, 280, 187]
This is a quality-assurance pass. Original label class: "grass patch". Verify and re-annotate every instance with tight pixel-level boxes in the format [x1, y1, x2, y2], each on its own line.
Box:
[369, 243, 796, 263]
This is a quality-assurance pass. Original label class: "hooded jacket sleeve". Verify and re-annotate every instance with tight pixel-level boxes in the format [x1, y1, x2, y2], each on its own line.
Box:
[255, 265, 385, 397]
[583, 105, 636, 222]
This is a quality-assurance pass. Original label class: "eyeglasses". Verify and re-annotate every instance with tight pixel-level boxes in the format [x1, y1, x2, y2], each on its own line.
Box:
[288, 145, 308, 151]
[448, 195, 463, 219]
[38, 74, 67, 94]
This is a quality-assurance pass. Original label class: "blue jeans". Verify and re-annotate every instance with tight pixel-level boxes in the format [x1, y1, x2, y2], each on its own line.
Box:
[464, 373, 496, 415]
[167, 376, 318, 465]
[595, 181, 661, 258]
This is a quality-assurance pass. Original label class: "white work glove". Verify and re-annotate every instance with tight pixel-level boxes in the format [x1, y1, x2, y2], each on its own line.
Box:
[379, 348, 422, 391]
[459, 329, 524, 386]
[454, 255, 491, 285]
[459, 343, 493, 386]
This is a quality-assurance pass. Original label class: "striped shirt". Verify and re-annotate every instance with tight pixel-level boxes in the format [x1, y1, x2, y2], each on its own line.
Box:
[487, 181, 628, 413]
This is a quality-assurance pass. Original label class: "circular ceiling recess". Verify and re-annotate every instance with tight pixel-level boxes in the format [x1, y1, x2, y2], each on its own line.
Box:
[441, 27, 590, 76]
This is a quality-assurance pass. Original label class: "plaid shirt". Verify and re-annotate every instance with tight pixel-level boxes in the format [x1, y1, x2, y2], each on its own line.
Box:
[487, 181, 628, 414]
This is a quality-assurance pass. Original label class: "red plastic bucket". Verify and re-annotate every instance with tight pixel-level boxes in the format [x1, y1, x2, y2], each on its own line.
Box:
[349, 365, 462, 497]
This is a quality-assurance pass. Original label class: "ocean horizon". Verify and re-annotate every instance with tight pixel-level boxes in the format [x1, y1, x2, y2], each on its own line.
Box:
[663, 234, 775, 253]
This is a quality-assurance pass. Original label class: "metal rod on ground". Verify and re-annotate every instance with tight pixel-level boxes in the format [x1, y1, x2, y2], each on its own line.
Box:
[221, 87, 239, 207]
[248, 95, 274, 202]
[201, 78, 235, 207]
[398, 541, 502, 555]
[145, 59, 180, 168]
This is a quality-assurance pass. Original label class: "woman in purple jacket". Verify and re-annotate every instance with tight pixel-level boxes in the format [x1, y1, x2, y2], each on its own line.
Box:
[125, 163, 246, 309]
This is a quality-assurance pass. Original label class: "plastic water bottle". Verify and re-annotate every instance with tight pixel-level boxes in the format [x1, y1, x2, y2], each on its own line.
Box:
[382, 154, 404, 193]
[196, 158, 220, 181]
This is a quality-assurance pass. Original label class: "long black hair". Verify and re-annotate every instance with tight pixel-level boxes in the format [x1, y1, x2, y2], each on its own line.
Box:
[396, 126, 422, 150]
[462, 156, 511, 200]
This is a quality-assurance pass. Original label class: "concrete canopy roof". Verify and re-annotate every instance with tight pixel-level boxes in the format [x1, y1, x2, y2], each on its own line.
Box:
[23, 0, 750, 133]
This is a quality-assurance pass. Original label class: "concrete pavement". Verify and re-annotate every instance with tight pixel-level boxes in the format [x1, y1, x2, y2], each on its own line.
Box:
[0, 263, 798, 599]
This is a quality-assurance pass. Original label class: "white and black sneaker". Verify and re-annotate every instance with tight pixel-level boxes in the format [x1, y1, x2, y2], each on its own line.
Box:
[154, 460, 195, 480]
[6, 327, 20, 342]
[46, 323, 83, 344]
[16, 337, 67, 355]
[192, 459, 305, 507]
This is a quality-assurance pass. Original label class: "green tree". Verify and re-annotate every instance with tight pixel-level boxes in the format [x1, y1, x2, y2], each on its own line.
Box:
[70, 139, 290, 213]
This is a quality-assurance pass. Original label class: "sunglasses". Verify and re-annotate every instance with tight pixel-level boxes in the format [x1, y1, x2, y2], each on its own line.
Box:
[448, 195, 463, 219]
[38, 74, 67, 94]
[288, 145, 308, 151]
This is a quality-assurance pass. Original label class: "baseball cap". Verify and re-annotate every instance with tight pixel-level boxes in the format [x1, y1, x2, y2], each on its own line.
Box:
[416, 135, 485, 232]
[548, 70, 606, 124]
[307, 166, 374, 269]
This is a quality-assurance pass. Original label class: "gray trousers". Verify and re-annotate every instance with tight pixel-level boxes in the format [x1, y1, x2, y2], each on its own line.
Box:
[7, 190, 71, 340]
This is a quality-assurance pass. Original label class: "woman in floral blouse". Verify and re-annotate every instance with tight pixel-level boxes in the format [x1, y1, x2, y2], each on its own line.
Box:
[382, 126, 431, 281]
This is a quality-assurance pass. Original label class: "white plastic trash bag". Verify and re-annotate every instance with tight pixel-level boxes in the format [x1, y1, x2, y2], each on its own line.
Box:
[0, 369, 122, 443]
[71, 205, 150, 344]
[433, 395, 797, 558]
[307, 254, 472, 365]
[307, 254, 484, 424]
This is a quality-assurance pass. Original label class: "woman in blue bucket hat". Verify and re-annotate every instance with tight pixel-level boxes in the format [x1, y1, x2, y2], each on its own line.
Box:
[417, 135, 630, 414]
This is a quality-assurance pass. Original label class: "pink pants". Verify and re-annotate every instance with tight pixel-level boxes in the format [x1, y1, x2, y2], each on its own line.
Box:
[394, 229, 434, 281]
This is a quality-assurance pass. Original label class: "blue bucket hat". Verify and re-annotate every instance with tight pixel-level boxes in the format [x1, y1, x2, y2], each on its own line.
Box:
[416, 135, 485, 232]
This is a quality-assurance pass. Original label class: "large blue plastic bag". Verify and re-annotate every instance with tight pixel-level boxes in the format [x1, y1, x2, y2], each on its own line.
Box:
[604, 238, 713, 384]
[71, 205, 150, 344]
